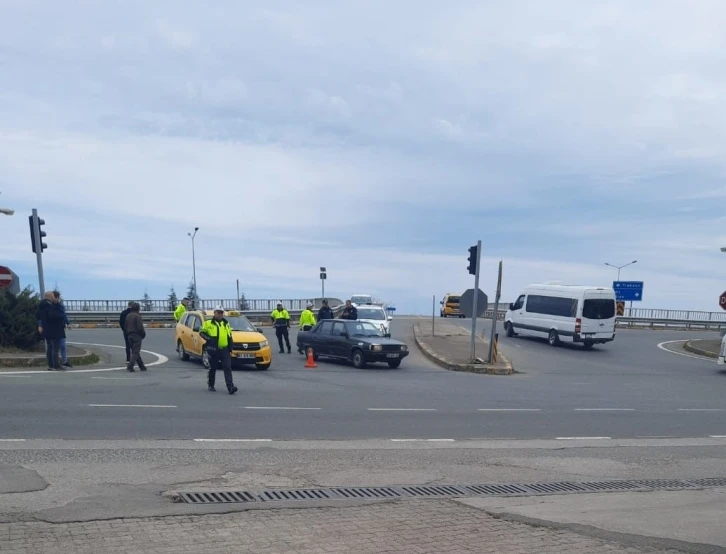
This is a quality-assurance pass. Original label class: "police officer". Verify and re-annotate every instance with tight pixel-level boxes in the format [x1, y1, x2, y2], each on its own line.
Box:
[341, 299, 358, 320]
[317, 299, 334, 320]
[174, 297, 190, 322]
[199, 307, 238, 395]
[297, 302, 317, 353]
[271, 301, 291, 353]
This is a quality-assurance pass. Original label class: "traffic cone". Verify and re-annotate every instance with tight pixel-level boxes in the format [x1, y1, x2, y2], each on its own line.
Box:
[304, 348, 317, 368]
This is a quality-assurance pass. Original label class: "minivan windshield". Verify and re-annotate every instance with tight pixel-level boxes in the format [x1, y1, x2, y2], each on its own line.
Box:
[582, 299, 615, 320]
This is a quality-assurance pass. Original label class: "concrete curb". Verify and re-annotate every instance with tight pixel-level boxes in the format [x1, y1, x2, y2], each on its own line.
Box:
[412, 324, 514, 375]
[0, 348, 101, 368]
[683, 340, 719, 359]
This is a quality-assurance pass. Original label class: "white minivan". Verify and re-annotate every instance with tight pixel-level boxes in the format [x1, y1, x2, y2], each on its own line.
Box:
[504, 284, 616, 348]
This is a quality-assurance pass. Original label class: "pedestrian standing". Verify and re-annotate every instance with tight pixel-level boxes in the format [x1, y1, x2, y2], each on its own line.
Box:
[124, 302, 147, 372]
[36, 292, 65, 371]
[271, 301, 291, 353]
[298, 302, 317, 353]
[119, 301, 133, 363]
[340, 300, 358, 320]
[53, 291, 72, 368]
[199, 307, 238, 394]
[317, 299, 334, 320]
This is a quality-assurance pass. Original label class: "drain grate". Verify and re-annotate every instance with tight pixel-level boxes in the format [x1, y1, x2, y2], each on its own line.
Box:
[175, 477, 726, 505]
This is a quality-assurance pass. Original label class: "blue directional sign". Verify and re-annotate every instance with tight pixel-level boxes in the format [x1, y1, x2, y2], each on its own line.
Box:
[386, 306, 396, 312]
[613, 281, 643, 302]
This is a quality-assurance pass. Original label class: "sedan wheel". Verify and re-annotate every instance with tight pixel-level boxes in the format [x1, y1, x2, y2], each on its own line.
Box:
[351, 349, 367, 369]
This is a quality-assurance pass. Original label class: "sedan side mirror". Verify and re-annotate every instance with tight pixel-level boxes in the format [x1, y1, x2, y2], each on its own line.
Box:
[339, 331, 348, 337]
[256, 327, 264, 333]
[385, 333, 391, 338]
[509, 303, 515, 310]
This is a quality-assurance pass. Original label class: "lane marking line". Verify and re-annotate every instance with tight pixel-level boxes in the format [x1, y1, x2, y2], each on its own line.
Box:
[678, 409, 725, 412]
[193, 439, 272, 442]
[0, 342, 169, 375]
[87, 404, 177, 408]
[657, 340, 714, 361]
[390, 439, 455, 442]
[368, 408, 437, 412]
[555, 437, 611, 440]
[0, 439, 25, 442]
[709, 435, 726, 438]
[244, 407, 321, 410]
[91, 377, 143, 380]
[636, 436, 676, 439]
[0, 375, 32, 378]
[477, 409, 540, 412]
[574, 408, 635, 411]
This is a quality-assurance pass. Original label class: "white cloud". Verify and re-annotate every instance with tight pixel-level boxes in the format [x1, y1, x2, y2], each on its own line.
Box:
[2, 0, 726, 312]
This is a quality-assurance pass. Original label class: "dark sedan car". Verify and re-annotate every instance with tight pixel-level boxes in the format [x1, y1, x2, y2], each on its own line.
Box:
[296, 320, 409, 368]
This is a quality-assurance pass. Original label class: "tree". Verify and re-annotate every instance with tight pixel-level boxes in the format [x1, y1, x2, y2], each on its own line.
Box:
[142, 290, 153, 312]
[0, 288, 42, 350]
[239, 292, 250, 311]
[186, 280, 199, 309]
[167, 286, 178, 311]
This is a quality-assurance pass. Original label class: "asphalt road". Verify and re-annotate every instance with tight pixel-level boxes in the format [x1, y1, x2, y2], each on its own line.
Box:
[0, 317, 724, 441]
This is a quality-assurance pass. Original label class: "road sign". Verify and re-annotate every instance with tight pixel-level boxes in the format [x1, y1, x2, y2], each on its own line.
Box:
[386, 306, 396, 312]
[0, 266, 12, 289]
[613, 281, 643, 302]
[459, 288, 488, 319]
[616, 301, 625, 316]
[719, 291, 726, 311]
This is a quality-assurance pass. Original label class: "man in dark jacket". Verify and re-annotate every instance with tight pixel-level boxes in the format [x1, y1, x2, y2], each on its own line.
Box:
[124, 302, 147, 372]
[317, 299, 334, 320]
[340, 300, 358, 320]
[119, 301, 133, 363]
[36, 292, 66, 371]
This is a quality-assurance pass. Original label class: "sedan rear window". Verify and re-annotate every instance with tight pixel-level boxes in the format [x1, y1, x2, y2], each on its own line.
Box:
[447, 297, 460, 303]
[582, 299, 615, 320]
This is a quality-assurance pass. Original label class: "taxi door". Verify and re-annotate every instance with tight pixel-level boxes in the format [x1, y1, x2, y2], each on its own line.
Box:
[187, 315, 204, 356]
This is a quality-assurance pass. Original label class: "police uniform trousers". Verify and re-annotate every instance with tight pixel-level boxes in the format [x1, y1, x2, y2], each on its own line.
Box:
[207, 347, 234, 390]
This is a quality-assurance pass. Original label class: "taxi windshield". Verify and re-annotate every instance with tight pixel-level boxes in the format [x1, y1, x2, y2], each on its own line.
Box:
[222, 316, 256, 332]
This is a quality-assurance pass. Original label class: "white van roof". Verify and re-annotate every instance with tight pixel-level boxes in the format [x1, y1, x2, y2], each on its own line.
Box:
[526, 284, 614, 293]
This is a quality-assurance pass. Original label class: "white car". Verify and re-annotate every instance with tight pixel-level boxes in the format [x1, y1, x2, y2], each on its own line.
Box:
[350, 294, 374, 307]
[355, 305, 393, 336]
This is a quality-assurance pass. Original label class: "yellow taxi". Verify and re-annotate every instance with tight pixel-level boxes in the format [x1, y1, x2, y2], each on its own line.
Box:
[175, 310, 272, 370]
[440, 293, 465, 318]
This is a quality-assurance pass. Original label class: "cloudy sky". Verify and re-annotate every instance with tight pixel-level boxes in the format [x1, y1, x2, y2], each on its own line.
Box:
[2, 0, 726, 313]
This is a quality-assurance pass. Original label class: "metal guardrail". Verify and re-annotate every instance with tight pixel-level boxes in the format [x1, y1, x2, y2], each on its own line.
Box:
[480, 311, 726, 330]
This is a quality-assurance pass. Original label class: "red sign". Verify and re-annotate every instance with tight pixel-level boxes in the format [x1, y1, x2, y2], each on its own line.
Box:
[0, 266, 12, 289]
[720, 291, 726, 311]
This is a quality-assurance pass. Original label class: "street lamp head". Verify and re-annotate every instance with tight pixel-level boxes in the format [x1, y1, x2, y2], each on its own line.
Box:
[194, 227, 199, 232]
[631, 260, 638, 264]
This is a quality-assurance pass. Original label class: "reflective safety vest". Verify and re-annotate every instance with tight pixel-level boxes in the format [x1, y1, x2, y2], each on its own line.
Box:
[200, 318, 232, 349]
[299, 309, 316, 328]
[271, 309, 290, 328]
[174, 303, 187, 321]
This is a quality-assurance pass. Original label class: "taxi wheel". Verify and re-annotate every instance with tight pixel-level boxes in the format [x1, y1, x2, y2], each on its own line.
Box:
[177, 340, 190, 361]
[255, 363, 270, 370]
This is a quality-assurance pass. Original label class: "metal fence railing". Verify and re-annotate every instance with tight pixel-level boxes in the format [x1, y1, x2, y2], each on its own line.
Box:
[63, 298, 338, 313]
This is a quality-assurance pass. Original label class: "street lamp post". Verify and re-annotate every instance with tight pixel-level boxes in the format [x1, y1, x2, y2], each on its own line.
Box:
[605, 260, 638, 312]
[188, 227, 199, 308]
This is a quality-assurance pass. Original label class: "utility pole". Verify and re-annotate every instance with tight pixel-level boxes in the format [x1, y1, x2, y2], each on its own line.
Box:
[236, 279, 240, 309]
[469, 240, 482, 363]
[487, 260, 503, 363]
[188, 227, 199, 308]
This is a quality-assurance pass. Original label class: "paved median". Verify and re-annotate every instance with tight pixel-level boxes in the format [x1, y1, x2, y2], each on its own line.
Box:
[0, 345, 100, 369]
[413, 322, 513, 375]
[684, 339, 721, 359]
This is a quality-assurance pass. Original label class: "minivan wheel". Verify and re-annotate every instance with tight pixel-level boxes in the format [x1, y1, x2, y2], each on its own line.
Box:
[505, 322, 515, 338]
[583, 340, 594, 349]
[548, 330, 561, 347]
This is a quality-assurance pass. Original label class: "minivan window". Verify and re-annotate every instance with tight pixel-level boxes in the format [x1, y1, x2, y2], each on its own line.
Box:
[582, 299, 615, 320]
[526, 295, 578, 318]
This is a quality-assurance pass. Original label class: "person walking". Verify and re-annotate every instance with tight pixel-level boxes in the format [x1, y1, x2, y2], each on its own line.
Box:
[53, 291, 72, 368]
[317, 299, 334, 320]
[174, 297, 190, 322]
[199, 307, 238, 394]
[119, 301, 133, 363]
[340, 299, 358, 320]
[36, 292, 65, 371]
[124, 302, 147, 372]
[271, 301, 291, 353]
[297, 302, 317, 353]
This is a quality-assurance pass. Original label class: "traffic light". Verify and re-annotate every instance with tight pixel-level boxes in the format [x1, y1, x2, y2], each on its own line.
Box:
[28, 213, 47, 253]
[467, 245, 478, 275]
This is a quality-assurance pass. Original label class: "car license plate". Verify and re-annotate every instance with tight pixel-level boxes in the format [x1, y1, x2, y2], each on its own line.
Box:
[584, 333, 594, 338]
[386, 353, 399, 358]
[235, 353, 256, 359]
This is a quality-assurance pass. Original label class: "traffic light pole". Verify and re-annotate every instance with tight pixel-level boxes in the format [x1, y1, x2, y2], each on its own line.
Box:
[31, 209, 46, 296]
[469, 240, 482, 363]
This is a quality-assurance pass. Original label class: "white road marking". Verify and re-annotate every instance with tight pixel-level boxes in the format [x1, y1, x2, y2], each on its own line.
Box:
[390, 439, 455, 442]
[0, 439, 25, 442]
[636, 436, 676, 439]
[709, 435, 726, 438]
[244, 407, 321, 410]
[657, 340, 714, 361]
[0, 375, 32, 378]
[193, 439, 272, 442]
[87, 404, 176, 408]
[368, 408, 437, 411]
[477, 409, 540, 412]
[0, 342, 169, 375]
[91, 377, 142, 380]
[678, 409, 725, 412]
[574, 408, 635, 411]
[555, 436, 611, 440]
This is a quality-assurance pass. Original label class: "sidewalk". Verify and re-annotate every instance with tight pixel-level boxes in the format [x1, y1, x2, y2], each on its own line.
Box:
[413, 321, 513, 375]
[0, 499, 685, 554]
[0, 345, 99, 368]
